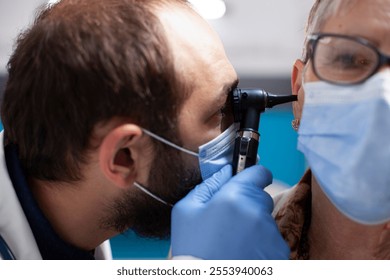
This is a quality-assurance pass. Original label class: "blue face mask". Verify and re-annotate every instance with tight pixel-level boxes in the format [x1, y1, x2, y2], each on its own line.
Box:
[298, 71, 390, 225]
[134, 123, 239, 205]
[142, 123, 238, 180]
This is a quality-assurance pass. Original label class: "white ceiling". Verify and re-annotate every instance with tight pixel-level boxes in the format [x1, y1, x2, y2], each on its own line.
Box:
[0, 0, 314, 77]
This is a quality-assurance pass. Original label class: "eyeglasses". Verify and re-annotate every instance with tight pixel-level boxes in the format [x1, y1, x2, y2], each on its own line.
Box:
[307, 33, 390, 85]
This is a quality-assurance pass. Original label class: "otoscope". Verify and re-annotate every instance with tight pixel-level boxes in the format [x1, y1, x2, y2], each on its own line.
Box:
[231, 88, 297, 175]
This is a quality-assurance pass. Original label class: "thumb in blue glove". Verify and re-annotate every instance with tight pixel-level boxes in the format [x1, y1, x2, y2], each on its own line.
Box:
[171, 164, 290, 259]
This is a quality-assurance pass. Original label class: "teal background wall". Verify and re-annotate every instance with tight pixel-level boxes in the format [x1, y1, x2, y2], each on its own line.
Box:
[110, 231, 171, 259]
[259, 109, 305, 186]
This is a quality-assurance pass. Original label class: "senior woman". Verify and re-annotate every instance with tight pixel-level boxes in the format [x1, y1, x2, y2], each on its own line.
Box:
[273, 0, 390, 259]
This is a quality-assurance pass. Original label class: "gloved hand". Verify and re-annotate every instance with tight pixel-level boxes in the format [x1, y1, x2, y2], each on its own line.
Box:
[171, 164, 290, 260]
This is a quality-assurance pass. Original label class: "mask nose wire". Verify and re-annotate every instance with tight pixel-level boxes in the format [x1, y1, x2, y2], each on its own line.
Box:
[133, 181, 173, 207]
[142, 129, 199, 157]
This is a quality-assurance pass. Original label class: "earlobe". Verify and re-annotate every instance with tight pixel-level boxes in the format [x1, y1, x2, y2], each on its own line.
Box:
[98, 124, 143, 188]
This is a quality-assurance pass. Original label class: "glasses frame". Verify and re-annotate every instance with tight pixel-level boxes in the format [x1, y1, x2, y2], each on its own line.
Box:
[307, 33, 390, 85]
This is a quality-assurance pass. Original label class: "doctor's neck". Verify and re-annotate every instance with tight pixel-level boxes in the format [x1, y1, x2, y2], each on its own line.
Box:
[29, 177, 117, 251]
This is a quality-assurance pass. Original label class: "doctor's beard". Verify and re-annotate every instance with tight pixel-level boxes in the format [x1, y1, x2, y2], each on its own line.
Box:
[100, 139, 201, 239]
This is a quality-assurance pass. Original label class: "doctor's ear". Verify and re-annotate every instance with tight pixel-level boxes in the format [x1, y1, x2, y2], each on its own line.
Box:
[291, 59, 305, 120]
[98, 124, 144, 188]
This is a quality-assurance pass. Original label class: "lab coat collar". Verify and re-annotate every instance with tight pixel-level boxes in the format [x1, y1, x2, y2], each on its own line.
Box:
[4, 142, 95, 260]
[0, 132, 41, 259]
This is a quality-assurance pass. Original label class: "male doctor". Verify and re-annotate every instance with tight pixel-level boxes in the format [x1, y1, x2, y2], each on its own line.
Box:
[0, 0, 289, 259]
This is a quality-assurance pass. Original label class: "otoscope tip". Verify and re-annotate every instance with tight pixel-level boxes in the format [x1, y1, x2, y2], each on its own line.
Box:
[266, 93, 297, 108]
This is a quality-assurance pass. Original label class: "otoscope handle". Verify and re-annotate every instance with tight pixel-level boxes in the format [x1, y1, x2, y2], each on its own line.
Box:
[232, 129, 259, 175]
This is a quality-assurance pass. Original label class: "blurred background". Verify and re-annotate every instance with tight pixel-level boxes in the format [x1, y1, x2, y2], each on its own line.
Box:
[0, 0, 313, 259]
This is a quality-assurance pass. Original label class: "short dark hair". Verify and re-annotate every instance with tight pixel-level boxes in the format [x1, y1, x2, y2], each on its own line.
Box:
[2, 0, 189, 181]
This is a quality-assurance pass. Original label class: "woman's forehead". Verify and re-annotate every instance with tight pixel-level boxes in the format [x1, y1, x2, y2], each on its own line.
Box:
[320, 0, 390, 49]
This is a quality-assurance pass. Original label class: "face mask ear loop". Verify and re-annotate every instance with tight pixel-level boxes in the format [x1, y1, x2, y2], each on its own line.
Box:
[142, 129, 198, 157]
[133, 182, 173, 207]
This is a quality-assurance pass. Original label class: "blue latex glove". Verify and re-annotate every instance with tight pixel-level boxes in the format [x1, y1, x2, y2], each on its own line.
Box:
[171, 164, 290, 259]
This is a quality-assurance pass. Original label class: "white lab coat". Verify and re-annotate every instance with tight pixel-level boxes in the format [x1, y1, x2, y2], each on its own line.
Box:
[0, 131, 112, 260]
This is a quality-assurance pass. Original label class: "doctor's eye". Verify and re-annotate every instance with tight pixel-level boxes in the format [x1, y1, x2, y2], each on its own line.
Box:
[220, 104, 228, 117]
[220, 96, 233, 131]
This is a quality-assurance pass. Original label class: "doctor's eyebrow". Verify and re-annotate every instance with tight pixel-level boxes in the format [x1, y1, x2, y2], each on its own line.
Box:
[224, 79, 239, 96]
[217, 78, 239, 106]
[208, 79, 239, 117]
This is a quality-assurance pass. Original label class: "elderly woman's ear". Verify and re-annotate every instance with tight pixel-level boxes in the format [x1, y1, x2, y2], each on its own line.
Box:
[291, 59, 305, 130]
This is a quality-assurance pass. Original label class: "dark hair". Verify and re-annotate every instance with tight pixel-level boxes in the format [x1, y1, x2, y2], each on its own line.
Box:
[2, 0, 189, 181]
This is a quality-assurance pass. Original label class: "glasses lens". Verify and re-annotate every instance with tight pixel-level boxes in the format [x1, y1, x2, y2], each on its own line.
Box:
[313, 36, 378, 84]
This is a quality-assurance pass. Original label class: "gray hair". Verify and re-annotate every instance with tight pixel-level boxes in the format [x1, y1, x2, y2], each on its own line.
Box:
[302, 0, 355, 61]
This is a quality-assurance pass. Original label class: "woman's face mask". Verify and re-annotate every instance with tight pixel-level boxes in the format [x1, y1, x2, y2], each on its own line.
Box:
[298, 70, 390, 225]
